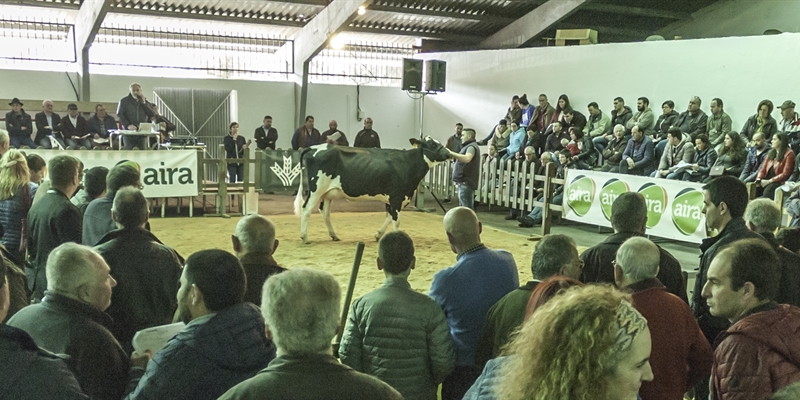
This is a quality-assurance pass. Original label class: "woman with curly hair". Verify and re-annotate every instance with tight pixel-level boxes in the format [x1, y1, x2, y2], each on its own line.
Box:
[740, 99, 778, 142]
[0, 149, 36, 264]
[498, 285, 652, 400]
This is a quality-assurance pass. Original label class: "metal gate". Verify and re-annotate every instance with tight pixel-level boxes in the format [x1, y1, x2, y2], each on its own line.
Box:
[152, 88, 237, 182]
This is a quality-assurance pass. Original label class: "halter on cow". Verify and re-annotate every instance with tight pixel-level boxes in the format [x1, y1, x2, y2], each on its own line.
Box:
[294, 137, 450, 244]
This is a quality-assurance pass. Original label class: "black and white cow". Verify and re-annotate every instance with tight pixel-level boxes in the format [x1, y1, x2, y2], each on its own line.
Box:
[294, 136, 450, 244]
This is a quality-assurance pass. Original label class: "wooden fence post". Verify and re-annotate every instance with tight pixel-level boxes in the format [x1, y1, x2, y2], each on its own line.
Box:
[540, 162, 557, 236]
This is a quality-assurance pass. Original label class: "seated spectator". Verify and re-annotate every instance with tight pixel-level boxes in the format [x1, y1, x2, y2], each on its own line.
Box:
[2, 245, 30, 323]
[614, 237, 713, 400]
[126, 249, 276, 400]
[94, 187, 183, 354]
[740, 132, 771, 183]
[71, 166, 109, 215]
[87, 104, 118, 149]
[519, 151, 569, 228]
[490, 120, 511, 156]
[620, 126, 656, 176]
[581, 192, 687, 302]
[340, 231, 455, 400]
[756, 132, 795, 199]
[779, 100, 800, 153]
[563, 109, 587, 131]
[653, 127, 695, 179]
[219, 268, 402, 399]
[518, 94, 534, 129]
[740, 99, 778, 142]
[0, 130, 10, 159]
[584, 102, 611, 142]
[702, 239, 800, 399]
[4, 98, 35, 149]
[502, 122, 526, 161]
[568, 127, 595, 170]
[705, 132, 747, 182]
[682, 134, 717, 182]
[653, 100, 680, 160]
[475, 234, 583, 367]
[495, 285, 653, 400]
[530, 94, 554, 136]
[543, 121, 569, 156]
[83, 162, 141, 246]
[595, 98, 630, 154]
[770, 382, 800, 400]
[675, 96, 709, 141]
[479, 96, 519, 145]
[744, 199, 800, 307]
[550, 94, 571, 125]
[8, 243, 129, 400]
[625, 97, 655, 137]
[600, 124, 629, 172]
[58, 104, 92, 150]
[0, 258, 90, 399]
[34, 99, 61, 149]
[232, 214, 286, 305]
[429, 207, 518, 400]
[707, 98, 733, 149]
[148, 104, 176, 146]
[515, 126, 543, 160]
[777, 227, 800, 253]
[25, 154, 46, 184]
[0, 150, 37, 265]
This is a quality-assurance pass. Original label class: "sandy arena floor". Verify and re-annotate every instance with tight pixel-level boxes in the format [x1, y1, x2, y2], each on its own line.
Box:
[149, 211, 548, 299]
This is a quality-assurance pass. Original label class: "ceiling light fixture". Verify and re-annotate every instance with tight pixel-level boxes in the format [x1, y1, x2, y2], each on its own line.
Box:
[357, 5, 366, 15]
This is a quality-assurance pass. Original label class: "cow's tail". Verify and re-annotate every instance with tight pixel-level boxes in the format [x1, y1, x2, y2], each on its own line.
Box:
[293, 148, 311, 217]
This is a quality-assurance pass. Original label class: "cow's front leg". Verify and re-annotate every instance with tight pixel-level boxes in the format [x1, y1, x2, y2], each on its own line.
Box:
[375, 204, 393, 241]
[321, 199, 340, 241]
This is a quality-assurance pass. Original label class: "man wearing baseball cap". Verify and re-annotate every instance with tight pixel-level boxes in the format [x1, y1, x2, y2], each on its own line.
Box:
[4, 98, 36, 149]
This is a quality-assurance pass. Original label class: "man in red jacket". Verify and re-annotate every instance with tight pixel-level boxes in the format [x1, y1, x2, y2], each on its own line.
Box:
[614, 236, 713, 400]
[703, 239, 800, 400]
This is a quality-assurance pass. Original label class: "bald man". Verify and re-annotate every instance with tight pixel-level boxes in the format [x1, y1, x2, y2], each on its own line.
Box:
[321, 120, 349, 146]
[428, 207, 518, 400]
[232, 214, 286, 305]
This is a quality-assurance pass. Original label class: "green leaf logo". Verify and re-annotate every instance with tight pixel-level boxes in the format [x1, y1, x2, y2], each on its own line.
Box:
[671, 188, 704, 235]
[638, 183, 668, 229]
[566, 175, 596, 216]
[598, 179, 630, 221]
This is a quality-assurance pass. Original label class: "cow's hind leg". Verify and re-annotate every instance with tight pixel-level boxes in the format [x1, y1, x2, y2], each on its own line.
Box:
[375, 204, 393, 241]
[300, 192, 322, 244]
[321, 199, 340, 241]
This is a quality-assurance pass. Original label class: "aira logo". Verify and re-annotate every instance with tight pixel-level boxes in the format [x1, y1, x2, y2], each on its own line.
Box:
[638, 183, 668, 229]
[271, 156, 302, 186]
[566, 175, 596, 216]
[671, 188, 704, 235]
[598, 179, 630, 221]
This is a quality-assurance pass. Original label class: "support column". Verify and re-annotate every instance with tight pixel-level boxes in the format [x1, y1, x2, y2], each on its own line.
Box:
[75, 0, 111, 101]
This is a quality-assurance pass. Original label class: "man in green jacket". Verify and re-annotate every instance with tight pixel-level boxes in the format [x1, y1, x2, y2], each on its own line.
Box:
[340, 231, 455, 400]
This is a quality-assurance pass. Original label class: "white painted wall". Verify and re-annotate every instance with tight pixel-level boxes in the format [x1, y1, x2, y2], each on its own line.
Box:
[659, 0, 800, 39]
[420, 32, 800, 140]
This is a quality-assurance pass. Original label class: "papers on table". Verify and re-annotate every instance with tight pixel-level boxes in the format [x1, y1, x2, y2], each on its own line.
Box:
[132, 322, 185, 355]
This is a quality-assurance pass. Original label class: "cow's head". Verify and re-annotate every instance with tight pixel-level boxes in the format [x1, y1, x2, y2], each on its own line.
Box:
[410, 136, 450, 168]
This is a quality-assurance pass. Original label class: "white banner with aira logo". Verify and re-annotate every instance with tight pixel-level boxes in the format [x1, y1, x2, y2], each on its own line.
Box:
[563, 170, 707, 244]
[23, 149, 199, 198]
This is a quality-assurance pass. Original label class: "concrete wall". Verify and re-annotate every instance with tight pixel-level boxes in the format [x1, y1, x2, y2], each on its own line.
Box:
[658, 0, 800, 39]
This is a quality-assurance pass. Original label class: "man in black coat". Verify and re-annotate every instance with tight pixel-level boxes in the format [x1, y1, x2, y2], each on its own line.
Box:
[95, 187, 183, 354]
[4, 98, 35, 149]
[253, 115, 278, 150]
[231, 214, 286, 305]
[581, 192, 688, 303]
[116, 82, 154, 149]
[34, 99, 62, 148]
[27, 154, 83, 301]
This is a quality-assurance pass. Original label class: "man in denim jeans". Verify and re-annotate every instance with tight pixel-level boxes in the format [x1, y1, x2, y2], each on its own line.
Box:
[449, 128, 481, 210]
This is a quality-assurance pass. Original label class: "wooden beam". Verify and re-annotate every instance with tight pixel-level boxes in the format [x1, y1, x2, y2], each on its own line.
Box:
[345, 24, 484, 43]
[480, 0, 592, 49]
[366, 4, 515, 25]
[107, 5, 307, 28]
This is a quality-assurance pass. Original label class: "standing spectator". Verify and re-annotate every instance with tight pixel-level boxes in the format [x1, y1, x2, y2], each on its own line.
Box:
[320, 119, 348, 146]
[9, 243, 128, 400]
[549, 94, 571, 125]
[779, 100, 800, 153]
[219, 269, 402, 400]
[253, 115, 278, 150]
[82, 162, 141, 247]
[340, 231, 455, 400]
[58, 104, 91, 150]
[530, 94, 554, 136]
[94, 187, 183, 355]
[25, 154, 46, 185]
[291, 115, 321, 150]
[707, 98, 733, 149]
[614, 237, 713, 400]
[126, 249, 275, 400]
[445, 122, 463, 154]
[600, 124, 629, 172]
[475, 234, 582, 367]
[27, 155, 82, 301]
[354, 117, 381, 148]
[429, 207, 518, 400]
[71, 166, 109, 216]
[518, 94, 534, 128]
[231, 214, 286, 305]
[581, 192, 687, 302]
[116, 82, 154, 150]
[702, 239, 800, 400]
[224, 122, 249, 183]
[0, 150, 37, 265]
[448, 128, 481, 210]
[744, 198, 800, 307]
[740, 132, 770, 183]
[610, 96, 633, 128]
[4, 98, 35, 149]
[87, 104, 118, 149]
[653, 100, 680, 160]
[682, 134, 718, 182]
[756, 132, 795, 199]
[675, 96, 709, 141]
[34, 99, 61, 148]
[620, 125, 656, 176]
[740, 99, 777, 142]
[584, 101, 611, 143]
[626, 97, 655, 137]
[653, 127, 695, 179]
[706, 132, 747, 182]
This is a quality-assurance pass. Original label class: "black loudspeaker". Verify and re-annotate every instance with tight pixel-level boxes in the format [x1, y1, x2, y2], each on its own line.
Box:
[424, 60, 446, 92]
[402, 58, 423, 91]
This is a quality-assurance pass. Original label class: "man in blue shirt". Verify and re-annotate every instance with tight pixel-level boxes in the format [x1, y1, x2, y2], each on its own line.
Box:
[429, 207, 518, 400]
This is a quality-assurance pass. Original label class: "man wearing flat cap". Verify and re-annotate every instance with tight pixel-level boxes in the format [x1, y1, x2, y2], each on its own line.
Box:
[779, 100, 800, 153]
[4, 98, 36, 149]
